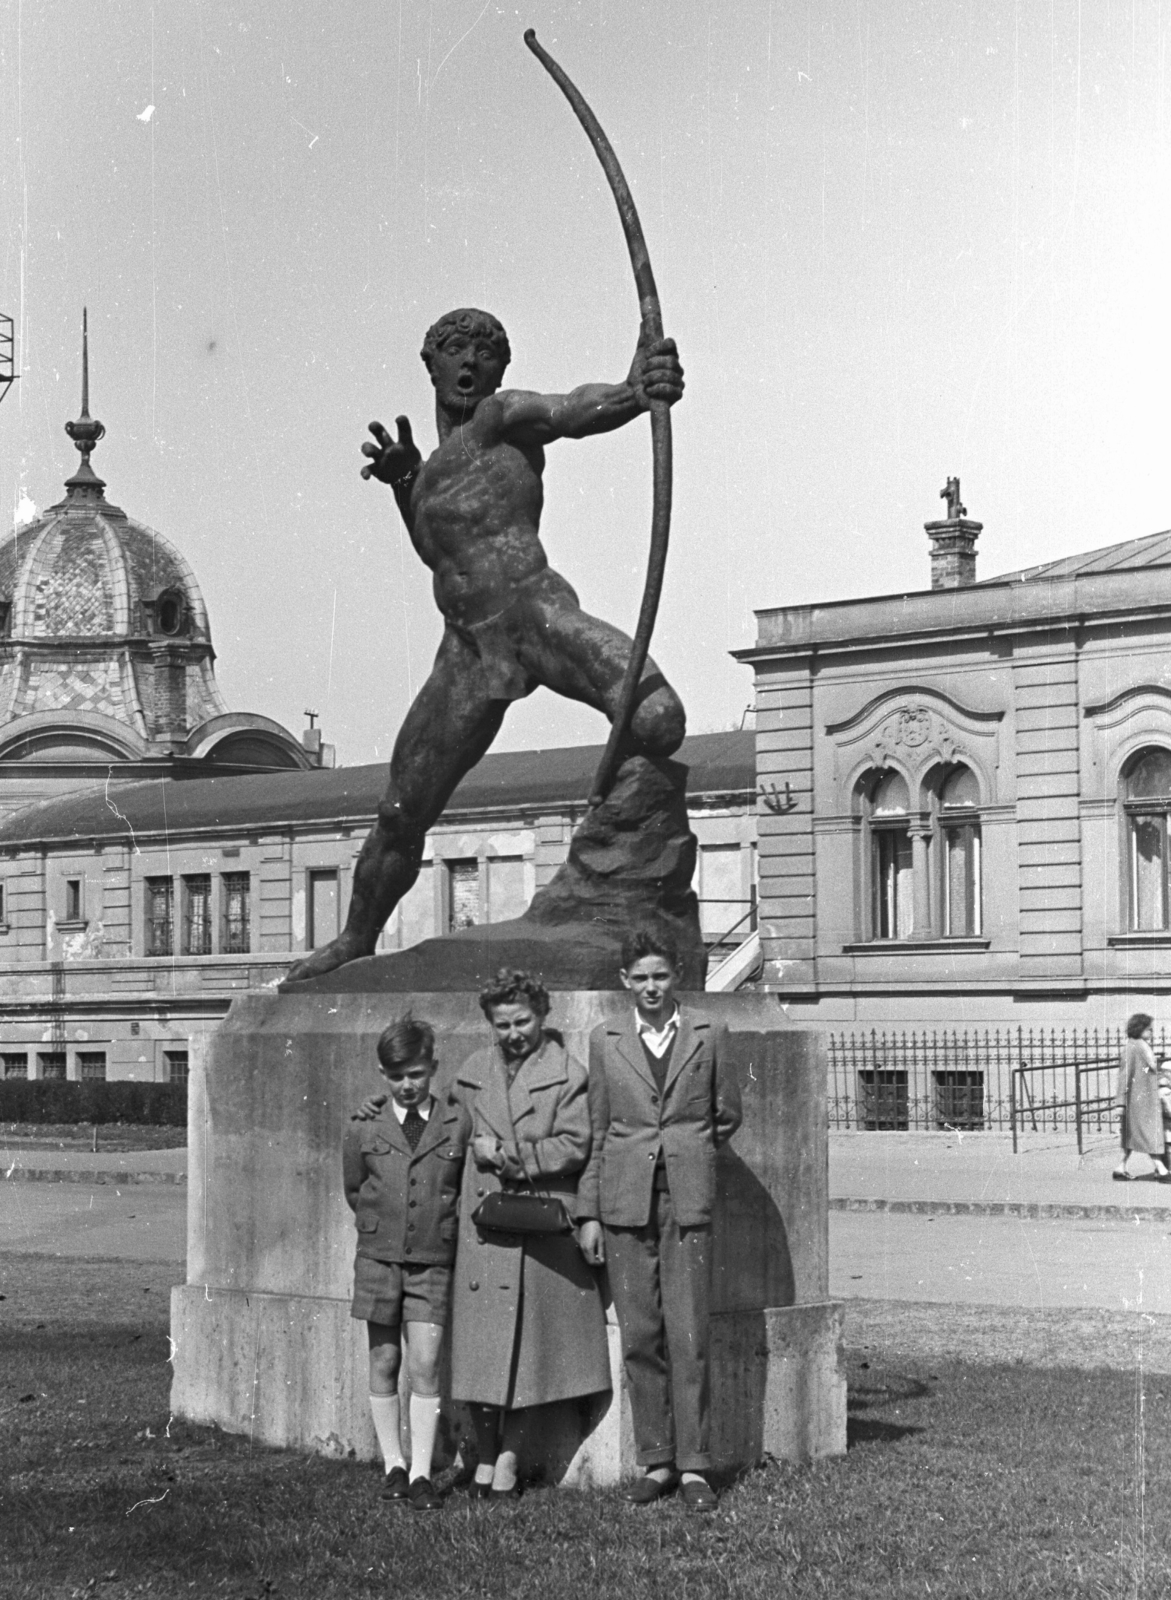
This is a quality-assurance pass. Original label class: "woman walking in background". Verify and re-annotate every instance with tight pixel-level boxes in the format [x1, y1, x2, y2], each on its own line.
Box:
[1114, 1012, 1170, 1182]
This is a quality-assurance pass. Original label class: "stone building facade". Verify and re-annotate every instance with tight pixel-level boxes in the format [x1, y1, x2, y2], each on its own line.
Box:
[0, 732, 756, 1082]
[737, 498, 1171, 1032]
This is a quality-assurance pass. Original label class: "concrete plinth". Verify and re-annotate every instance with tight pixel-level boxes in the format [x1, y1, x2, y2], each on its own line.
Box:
[170, 989, 846, 1483]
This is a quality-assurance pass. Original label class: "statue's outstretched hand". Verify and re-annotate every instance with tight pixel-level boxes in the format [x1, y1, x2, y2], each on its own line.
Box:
[360, 415, 421, 487]
[629, 336, 684, 409]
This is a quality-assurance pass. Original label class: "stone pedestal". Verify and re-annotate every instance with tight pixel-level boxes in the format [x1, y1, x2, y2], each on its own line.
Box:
[170, 990, 846, 1483]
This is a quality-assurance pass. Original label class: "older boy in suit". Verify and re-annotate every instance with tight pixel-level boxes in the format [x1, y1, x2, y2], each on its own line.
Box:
[577, 929, 742, 1512]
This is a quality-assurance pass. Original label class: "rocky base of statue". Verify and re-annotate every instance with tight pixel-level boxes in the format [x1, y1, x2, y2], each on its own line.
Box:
[284, 755, 705, 993]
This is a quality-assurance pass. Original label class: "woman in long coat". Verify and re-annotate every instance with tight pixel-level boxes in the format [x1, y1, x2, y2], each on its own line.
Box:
[447, 970, 610, 1497]
[1115, 1012, 1171, 1181]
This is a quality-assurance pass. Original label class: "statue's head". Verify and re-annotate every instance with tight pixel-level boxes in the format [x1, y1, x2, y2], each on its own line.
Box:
[420, 308, 511, 374]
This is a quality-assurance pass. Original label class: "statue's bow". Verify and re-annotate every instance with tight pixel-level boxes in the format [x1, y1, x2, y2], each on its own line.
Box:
[524, 29, 672, 808]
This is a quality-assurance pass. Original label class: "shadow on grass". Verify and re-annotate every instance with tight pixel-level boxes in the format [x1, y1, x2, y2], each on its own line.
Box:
[846, 1373, 931, 1449]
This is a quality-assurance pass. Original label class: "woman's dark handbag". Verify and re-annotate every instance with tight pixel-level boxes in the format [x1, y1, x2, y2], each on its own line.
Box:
[472, 1190, 572, 1236]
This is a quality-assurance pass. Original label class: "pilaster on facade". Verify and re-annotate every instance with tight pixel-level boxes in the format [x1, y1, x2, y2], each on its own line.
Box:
[1012, 647, 1084, 969]
[755, 668, 815, 969]
[258, 836, 293, 953]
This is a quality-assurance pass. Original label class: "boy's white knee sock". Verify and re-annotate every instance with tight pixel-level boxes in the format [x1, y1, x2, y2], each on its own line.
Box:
[369, 1393, 406, 1474]
[409, 1393, 441, 1483]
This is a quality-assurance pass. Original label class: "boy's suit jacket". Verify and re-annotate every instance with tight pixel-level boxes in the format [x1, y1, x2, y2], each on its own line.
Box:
[342, 1101, 466, 1265]
[576, 1008, 742, 1229]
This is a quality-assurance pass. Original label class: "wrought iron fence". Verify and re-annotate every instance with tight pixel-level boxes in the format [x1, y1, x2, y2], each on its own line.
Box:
[827, 1027, 1171, 1135]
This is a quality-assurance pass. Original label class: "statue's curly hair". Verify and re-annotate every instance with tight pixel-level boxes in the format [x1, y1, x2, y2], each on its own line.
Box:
[420, 308, 511, 372]
[478, 968, 550, 1020]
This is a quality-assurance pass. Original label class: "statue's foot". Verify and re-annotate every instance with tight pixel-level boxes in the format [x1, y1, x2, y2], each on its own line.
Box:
[285, 933, 373, 984]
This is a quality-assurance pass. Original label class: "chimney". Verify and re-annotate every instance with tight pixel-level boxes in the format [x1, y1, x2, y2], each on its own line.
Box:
[925, 477, 982, 589]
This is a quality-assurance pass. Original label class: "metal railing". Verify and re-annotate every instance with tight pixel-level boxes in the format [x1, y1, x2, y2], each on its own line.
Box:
[828, 1026, 1162, 1138]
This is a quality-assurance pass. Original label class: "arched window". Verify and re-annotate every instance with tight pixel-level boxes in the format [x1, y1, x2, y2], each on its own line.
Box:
[1125, 747, 1171, 930]
[869, 770, 912, 939]
[937, 765, 982, 937]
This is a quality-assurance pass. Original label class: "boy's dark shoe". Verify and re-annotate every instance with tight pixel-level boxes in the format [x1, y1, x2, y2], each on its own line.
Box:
[380, 1466, 410, 1502]
[680, 1478, 718, 1514]
[407, 1475, 444, 1512]
[622, 1473, 676, 1504]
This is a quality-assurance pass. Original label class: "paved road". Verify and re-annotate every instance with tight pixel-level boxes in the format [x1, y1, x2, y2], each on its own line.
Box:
[830, 1208, 1171, 1315]
[4, 1181, 1171, 1319]
[0, 1180, 186, 1261]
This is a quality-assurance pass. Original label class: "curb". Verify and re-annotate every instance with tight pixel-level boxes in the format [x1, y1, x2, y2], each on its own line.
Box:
[831, 1196, 1171, 1222]
[2, 1166, 186, 1186]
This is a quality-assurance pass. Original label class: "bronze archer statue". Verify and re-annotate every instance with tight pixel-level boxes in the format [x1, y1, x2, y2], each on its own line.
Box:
[286, 309, 685, 983]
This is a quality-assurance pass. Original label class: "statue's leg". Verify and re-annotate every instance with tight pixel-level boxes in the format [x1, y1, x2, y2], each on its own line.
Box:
[284, 632, 506, 981]
[519, 600, 685, 759]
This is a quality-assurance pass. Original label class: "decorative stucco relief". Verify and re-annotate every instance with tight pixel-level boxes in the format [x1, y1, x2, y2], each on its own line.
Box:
[826, 688, 1003, 799]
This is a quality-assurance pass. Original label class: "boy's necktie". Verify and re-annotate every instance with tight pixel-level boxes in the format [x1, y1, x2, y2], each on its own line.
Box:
[402, 1106, 425, 1151]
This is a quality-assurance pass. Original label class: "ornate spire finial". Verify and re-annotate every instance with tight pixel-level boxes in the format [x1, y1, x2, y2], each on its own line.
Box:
[63, 307, 107, 499]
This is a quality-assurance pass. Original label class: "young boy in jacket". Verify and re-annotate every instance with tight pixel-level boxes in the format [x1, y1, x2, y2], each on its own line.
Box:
[576, 928, 742, 1513]
[342, 1014, 466, 1512]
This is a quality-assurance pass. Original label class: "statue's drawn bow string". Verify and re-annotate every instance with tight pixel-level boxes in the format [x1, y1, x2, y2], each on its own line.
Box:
[524, 30, 672, 808]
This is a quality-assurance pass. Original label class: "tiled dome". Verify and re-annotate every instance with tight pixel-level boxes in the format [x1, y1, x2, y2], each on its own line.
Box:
[0, 320, 228, 753]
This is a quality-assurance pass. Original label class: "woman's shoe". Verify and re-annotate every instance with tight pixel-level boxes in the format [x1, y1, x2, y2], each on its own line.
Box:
[1113, 1169, 1133, 1181]
[467, 1480, 493, 1501]
[490, 1484, 521, 1502]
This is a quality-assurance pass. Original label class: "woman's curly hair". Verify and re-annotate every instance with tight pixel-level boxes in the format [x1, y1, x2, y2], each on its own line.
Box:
[478, 968, 550, 1020]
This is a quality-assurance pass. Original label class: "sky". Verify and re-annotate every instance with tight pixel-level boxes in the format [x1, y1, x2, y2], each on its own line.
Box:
[0, 0, 1169, 767]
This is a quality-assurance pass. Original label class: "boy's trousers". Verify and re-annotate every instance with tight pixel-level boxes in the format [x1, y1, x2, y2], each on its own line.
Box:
[604, 1187, 712, 1473]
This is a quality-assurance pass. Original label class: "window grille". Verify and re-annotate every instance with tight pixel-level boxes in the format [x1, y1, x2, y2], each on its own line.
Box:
[222, 872, 251, 953]
[933, 1069, 984, 1129]
[183, 875, 212, 955]
[146, 877, 174, 956]
[2, 1052, 28, 1078]
[164, 1050, 189, 1084]
[857, 1068, 909, 1130]
[77, 1051, 107, 1082]
[38, 1053, 67, 1080]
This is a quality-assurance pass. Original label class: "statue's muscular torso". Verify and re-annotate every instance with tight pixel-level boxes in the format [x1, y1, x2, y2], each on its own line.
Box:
[409, 396, 555, 630]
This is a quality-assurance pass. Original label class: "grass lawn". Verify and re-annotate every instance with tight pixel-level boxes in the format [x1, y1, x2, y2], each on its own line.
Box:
[1, 1123, 187, 1154]
[2, 1256, 1168, 1600]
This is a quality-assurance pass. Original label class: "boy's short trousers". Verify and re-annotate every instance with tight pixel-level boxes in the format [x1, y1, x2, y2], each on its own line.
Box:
[350, 1256, 452, 1328]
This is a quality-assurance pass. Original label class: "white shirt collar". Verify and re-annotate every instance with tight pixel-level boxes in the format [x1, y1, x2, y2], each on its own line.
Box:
[635, 1007, 680, 1056]
[390, 1094, 433, 1124]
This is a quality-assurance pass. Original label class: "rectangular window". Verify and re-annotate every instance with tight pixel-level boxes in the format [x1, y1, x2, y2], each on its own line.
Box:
[308, 870, 340, 947]
[0, 883, 7, 923]
[221, 872, 251, 954]
[934, 1070, 984, 1130]
[38, 1052, 67, 1080]
[164, 1049, 189, 1084]
[486, 857, 527, 923]
[857, 1068, 909, 1130]
[64, 878, 82, 922]
[873, 829, 913, 939]
[1131, 815, 1169, 931]
[77, 1051, 107, 1082]
[395, 862, 434, 950]
[2, 1052, 28, 1078]
[943, 824, 982, 937]
[447, 860, 479, 931]
[146, 877, 174, 956]
[183, 875, 212, 955]
[698, 843, 749, 944]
